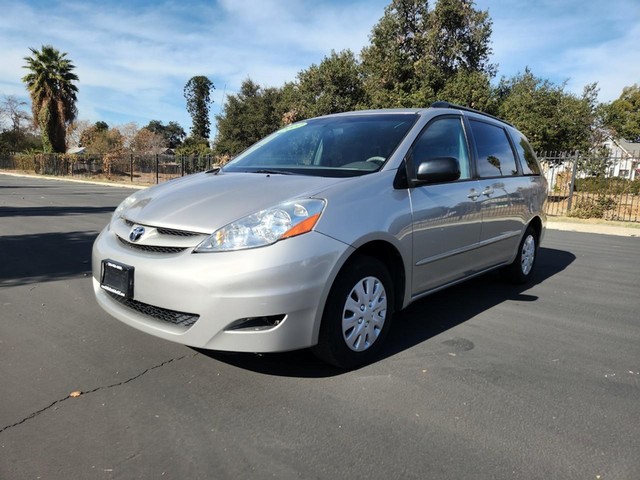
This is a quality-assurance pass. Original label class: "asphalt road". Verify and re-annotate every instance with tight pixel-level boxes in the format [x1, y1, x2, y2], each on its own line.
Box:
[1, 173, 639, 479]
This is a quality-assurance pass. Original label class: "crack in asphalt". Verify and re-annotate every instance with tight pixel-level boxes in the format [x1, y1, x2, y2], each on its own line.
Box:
[0, 354, 193, 434]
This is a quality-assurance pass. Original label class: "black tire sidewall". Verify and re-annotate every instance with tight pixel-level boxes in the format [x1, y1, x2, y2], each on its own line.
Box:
[314, 255, 395, 369]
[507, 226, 538, 284]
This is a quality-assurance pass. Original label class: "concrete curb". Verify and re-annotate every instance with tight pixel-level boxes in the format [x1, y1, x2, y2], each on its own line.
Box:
[546, 221, 638, 237]
[0, 171, 147, 190]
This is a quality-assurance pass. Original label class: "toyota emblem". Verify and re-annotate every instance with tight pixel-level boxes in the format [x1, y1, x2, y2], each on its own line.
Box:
[129, 226, 145, 242]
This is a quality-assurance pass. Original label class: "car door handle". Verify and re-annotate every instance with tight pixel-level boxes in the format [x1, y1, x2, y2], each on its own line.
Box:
[467, 191, 481, 200]
[482, 187, 494, 196]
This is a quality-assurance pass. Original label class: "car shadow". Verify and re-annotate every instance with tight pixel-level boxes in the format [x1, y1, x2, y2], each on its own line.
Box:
[0, 231, 99, 287]
[195, 247, 576, 378]
[0, 206, 116, 217]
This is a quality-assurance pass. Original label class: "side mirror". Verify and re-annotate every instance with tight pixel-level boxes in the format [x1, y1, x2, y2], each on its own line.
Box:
[415, 157, 460, 183]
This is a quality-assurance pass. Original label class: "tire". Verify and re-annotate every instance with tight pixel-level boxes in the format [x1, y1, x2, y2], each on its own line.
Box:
[312, 255, 395, 369]
[502, 225, 538, 284]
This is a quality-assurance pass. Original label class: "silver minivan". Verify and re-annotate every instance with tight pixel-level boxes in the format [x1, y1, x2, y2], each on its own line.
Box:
[93, 102, 547, 368]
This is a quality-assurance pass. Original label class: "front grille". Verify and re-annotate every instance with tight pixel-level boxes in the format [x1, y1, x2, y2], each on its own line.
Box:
[156, 227, 201, 237]
[105, 291, 199, 327]
[118, 237, 187, 254]
[124, 219, 201, 237]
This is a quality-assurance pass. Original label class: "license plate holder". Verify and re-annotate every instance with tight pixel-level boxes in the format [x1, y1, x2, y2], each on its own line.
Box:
[101, 259, 134, 299]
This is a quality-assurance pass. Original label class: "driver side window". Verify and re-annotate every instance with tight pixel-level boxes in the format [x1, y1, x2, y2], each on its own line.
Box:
[412, 117, 471, 180]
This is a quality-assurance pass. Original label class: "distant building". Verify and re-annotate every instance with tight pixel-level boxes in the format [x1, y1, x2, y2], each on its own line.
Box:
[603, 137, 639, 180]
[67, 145, 86, 154]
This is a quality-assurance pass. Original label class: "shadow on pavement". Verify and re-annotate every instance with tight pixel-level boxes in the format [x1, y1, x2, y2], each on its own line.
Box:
[0, 231, 98, 287]
[196, 247, 576, 378]
[0, 206, 116, 217]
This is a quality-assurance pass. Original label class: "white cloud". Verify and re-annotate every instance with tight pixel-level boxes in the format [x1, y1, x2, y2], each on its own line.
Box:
[0, 0, 388, 130]
[479, 0, 640, 102]
[3, 0, 637, 133]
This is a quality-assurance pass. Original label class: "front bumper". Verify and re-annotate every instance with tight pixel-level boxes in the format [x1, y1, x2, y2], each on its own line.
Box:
[92, 227, 352, 352]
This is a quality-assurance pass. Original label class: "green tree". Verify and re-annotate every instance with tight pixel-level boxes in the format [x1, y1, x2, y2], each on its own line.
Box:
[175, 136, 211, 156]
[360, 0, 494, 108]
[495, 69, 595, 152]
[290, 50, 367, 120]
[438, 69, 495, 112]
[214, 79, 285, 156]
[22, 45, 79, 153]
[144, 120, 186, 148]
[361, 0, 431, 107]
[602, 84, 640, 142]
[184, 76, 215, 140]
[425, 0, 495, 85]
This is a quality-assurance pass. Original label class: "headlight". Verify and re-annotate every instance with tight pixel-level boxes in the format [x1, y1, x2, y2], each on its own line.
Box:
[195, 199, 326, 252]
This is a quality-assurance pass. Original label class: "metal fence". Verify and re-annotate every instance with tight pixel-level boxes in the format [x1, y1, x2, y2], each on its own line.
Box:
[2, 150, 640, 222]
[539, 150, 640, 222]
[0, 153, 218, 185]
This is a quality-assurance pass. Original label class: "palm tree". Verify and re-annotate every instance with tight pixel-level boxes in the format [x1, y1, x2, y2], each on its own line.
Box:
[22, 45, 79, 153]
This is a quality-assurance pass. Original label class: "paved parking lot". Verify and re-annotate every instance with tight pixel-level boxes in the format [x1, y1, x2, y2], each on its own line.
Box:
[1, 174, 639, 479]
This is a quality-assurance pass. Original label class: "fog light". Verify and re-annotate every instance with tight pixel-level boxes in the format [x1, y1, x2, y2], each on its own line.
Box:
[225, 315, 286, 331]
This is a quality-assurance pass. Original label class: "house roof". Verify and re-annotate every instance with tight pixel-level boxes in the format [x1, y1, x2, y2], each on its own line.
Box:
[605, 137, 640, 157]
[67, 146, 86, 154]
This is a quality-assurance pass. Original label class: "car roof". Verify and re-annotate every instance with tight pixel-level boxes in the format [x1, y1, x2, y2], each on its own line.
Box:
[316, 102, 515, 129]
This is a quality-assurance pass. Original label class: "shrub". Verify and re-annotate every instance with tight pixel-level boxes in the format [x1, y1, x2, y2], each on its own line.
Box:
[575, 177, 640, 195]
[569, 195, 617, 219]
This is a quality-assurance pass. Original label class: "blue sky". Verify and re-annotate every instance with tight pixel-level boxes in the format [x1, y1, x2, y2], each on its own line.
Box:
[1, 0, 638, 137]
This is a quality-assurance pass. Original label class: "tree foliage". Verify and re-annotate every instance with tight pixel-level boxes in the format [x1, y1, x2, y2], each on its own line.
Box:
[79, 121, 123, 154]
[22, 45, 79, 153]
[0, 94, 40, 153]
[288, 50, 367, 121]
[602, 84, 640, 142]
[360, 0, 494, 108]
[184, 76, 214, 140]
[175, 136, 211, 156]
[143, 120, 186, 148]
[495, 69, 595, 152]
[214, 79, 285, 156]
[360, 0, 432, 107]
[130, 127, 166, 153]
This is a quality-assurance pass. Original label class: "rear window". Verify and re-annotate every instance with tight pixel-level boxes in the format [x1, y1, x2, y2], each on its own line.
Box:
[470, 120, 518, 178]
[512, 132, 541, 175]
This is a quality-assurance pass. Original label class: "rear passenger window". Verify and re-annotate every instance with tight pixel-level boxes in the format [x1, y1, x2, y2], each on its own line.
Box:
[512, 133, 541, 175]
[470, 120, 518, 178]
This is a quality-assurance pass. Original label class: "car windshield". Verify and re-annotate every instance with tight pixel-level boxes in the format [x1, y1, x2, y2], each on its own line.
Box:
[222, 114, 418, 177]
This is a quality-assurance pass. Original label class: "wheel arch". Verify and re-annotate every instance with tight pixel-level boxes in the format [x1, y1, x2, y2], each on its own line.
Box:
[346, 240, 406, 315]
[310, 238, 408, 346]
[528, 215, 543, 243]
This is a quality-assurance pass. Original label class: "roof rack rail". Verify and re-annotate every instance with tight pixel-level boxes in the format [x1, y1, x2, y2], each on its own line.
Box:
[430, 101, 514, 128]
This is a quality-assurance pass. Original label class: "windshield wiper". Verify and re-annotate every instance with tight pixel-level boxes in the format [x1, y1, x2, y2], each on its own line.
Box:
[251, 169, 294, 175]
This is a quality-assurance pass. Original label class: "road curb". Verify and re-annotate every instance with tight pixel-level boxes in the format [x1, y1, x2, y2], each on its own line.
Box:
[0, 171, 147, 189]
[546, 220, 638, 237]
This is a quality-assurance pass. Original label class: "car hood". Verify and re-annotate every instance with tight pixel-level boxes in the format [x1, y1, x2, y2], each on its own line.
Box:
[122, 171, 349, 233]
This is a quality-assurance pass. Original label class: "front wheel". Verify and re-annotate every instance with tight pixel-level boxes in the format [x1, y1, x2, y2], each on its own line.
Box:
[502, 225, 538, 284]
[312, 256, 395, 369]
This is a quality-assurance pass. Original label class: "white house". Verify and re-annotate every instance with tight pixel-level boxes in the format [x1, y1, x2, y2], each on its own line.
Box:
[603, 137, 639, 180]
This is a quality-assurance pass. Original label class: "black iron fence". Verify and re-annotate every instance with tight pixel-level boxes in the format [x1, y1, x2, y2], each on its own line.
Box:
[0, 153, 218, 185]
[2, 150, 640, 222]
[539, 150, 640, 222]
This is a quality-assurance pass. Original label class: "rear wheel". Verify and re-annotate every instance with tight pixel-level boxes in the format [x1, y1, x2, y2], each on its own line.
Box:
[502, 225, 538, 284]
[312, 255, 395, 369]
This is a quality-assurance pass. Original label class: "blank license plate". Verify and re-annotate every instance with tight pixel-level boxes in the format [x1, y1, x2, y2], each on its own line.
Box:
[101, 259, 134, 299]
